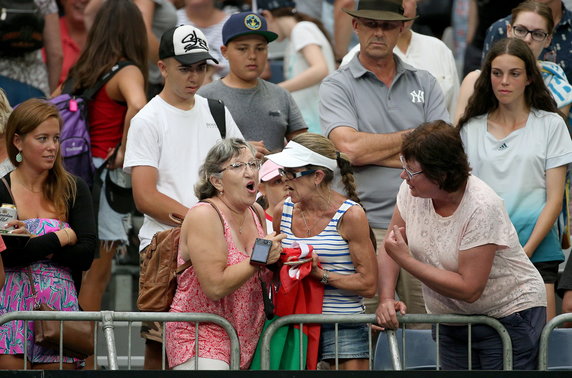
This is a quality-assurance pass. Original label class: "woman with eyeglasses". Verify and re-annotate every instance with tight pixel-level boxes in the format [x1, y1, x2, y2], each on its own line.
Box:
[165, 138, 285, 370]
[454, 0, 572, 124]
[457, 36, 572, 322]
[267, 133, 377, 370]
[377, 120, 546, 370]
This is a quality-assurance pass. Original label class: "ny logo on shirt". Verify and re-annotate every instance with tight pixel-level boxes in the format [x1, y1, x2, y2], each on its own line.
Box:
[410, 90, 425, 103]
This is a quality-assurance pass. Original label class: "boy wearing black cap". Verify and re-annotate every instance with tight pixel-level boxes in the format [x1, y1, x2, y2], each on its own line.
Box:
[123, 24, 243, 369]
[199, 12, 307, 153]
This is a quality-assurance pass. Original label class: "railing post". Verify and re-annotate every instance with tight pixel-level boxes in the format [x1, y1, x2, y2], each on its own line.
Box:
[101, 311, 119, 370]
[386, 329, 402, 370]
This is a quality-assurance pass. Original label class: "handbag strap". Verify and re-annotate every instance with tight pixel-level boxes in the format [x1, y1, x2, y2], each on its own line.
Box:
[25, 266, 38, 298]
[200, 199, 264, 232]
[1, 177, 17, 212]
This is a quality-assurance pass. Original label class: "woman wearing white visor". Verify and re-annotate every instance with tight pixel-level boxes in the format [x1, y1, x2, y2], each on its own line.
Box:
[267, 133, 377, 370]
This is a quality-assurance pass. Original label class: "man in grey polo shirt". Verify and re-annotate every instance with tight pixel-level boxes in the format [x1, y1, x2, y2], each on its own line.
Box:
[320, 0, 449, 320]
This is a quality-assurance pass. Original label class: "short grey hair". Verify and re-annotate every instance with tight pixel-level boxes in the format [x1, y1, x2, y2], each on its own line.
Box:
[194, 138, 257, 200]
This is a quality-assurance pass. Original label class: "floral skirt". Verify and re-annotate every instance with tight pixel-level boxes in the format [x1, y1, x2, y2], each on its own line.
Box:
[0, 261, 83, 366]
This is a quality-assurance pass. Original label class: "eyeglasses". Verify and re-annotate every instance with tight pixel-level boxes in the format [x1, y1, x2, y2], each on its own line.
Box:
[278, 168, 316, 180]
[357, 17, 402, 31]
[400, 155, 423, 180]
[220, 160, 261, 172]
[512, 25, 550, 42]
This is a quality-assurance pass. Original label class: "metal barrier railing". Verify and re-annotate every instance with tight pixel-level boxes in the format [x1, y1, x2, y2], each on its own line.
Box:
[0, 311, 240, 370]
[393, 314, 513, 371]
[258, 313, 513, 370]
[538, 313, 572, 370]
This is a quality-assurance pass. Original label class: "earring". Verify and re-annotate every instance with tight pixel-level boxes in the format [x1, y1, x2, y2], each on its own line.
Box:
[15, 151, 22, 163]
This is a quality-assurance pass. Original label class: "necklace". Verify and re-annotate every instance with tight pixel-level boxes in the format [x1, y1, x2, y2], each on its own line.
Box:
[300, 209, 313, 237]
[14, 171, 42, 193]
[298, 190, 334, 237]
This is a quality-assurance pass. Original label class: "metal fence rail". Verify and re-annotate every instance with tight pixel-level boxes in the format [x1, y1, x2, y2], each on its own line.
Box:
[0, 311, 240, 370]
[538, 313, 572, 370]
[258, 313, 513, 370]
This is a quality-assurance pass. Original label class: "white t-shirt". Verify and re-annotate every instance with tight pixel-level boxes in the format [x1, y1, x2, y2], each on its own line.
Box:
[460, 109, 572, 263]
[396, 176, 546, 318]
[285, 21, 335, 134]
[340, 31, 459, 116]
[123, 94, 243, 250]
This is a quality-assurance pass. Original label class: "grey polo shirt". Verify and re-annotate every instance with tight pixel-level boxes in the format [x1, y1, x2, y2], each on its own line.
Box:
[320, 54, 449, 228]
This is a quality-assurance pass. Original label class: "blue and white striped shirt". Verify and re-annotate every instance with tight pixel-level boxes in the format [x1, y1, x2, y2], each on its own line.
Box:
[279, 198, 364, 314]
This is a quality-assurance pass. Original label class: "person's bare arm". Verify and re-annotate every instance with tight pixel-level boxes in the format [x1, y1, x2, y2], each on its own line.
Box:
[308, 205, 377, 297]
[385, 224, 496, 302]
[523, 165, 567, 257]
[453, 70, 480, 126]
[109, 67, 148, 169]
[134, 0, 160, 65]
[248, 141, 270, 159]
[333, 0, 355, 62]
[131, 166, 189, 226]
[183, 204, 284, 301]
[329, 126, 408, 167]
[43, 12, 63, 93]
[286, 128, 307, 141]
[279, 44, 329, 92]
[376, 206, 407, 329]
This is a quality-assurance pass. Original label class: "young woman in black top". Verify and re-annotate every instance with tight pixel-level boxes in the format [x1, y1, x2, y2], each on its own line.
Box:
[0, 99, 96, 370]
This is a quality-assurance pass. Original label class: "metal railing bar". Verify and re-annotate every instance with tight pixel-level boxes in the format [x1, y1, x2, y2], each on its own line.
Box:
[538, 313, 572, 370]
[259, 313, 512, 370]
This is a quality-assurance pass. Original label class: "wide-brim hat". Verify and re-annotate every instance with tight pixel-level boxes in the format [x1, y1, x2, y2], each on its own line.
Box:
[343, 0, 417, 21]
[159, 24, 219, 65]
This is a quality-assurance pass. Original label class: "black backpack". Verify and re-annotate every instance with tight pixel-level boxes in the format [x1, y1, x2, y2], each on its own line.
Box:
[0, 0, 44, 57]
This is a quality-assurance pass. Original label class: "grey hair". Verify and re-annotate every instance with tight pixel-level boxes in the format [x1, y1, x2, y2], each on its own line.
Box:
[0, 89, 12, 135]
[194, 138, 257, 200]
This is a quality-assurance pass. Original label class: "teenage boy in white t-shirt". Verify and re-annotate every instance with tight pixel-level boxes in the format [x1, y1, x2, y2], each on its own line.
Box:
[123, 24, 243, 370]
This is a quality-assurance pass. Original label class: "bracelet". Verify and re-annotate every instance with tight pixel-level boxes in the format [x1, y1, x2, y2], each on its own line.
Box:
[320, 270, 329, 285]
[62, 228, 71, 245]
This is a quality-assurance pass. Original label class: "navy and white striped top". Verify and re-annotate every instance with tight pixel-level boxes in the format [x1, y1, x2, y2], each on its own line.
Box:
[279, 198, 365, 315]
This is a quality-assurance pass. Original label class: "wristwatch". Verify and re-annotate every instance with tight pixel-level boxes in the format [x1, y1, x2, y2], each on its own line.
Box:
[320, 270, 329, 285]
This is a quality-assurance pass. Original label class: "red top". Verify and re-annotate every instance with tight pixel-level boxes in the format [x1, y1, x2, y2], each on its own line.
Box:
[88, 85, 126, 159]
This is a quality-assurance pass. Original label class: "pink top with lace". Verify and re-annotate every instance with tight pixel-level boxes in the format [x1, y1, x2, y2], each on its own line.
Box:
[165, 202, 269, 369]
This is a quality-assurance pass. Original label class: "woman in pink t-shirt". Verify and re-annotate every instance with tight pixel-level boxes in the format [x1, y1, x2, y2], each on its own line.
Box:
[166, 138, 285, 370]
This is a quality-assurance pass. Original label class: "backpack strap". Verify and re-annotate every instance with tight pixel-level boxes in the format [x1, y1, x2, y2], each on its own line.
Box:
[207, 98, 226, 139]
[63, 61, 135, 98]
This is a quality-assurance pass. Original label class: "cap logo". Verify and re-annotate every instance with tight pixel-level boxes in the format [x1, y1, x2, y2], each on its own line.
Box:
[180, 30, 208, 53]
[244, 14, 262, 30]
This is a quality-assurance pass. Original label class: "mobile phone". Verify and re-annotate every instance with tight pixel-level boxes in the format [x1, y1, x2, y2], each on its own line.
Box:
[250, 238, 272, 266]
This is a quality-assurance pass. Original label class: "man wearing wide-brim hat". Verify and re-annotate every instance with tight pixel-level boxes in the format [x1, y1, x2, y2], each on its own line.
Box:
[319, 0, 450, 331]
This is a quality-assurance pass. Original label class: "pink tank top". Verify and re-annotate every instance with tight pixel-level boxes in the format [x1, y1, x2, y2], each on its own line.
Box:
[166, 202, 269, 369]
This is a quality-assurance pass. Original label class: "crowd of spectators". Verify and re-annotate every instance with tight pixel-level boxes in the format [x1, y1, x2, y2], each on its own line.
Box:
[1, 0, 572, 372]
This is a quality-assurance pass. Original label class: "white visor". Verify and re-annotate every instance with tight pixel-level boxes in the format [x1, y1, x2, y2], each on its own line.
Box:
[267, 141, 337, 171]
